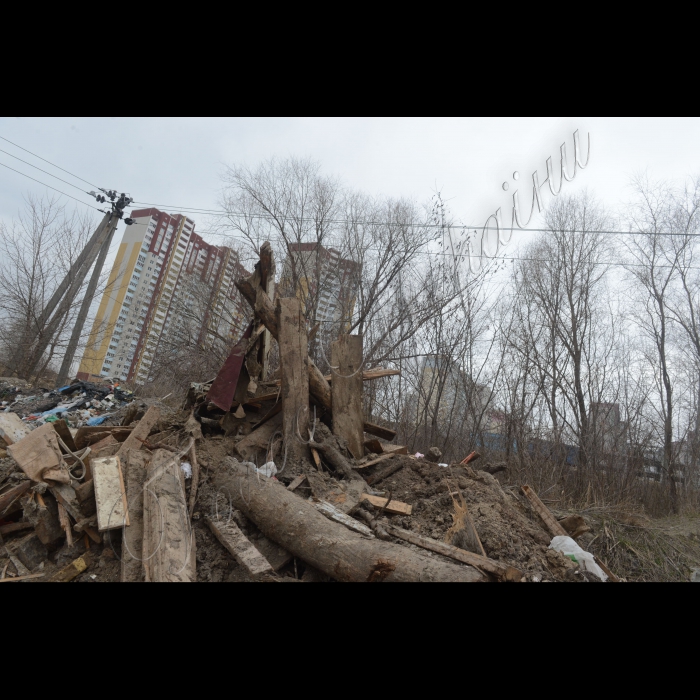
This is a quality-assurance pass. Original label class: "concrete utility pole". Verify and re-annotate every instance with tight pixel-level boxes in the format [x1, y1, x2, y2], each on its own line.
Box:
[8, 189, 135, 383]
[54, 215, 120, 387]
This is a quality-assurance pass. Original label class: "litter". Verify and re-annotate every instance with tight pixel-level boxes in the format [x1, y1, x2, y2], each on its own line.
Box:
[181, 462, 193, 479]
[255, 462, 278, 478]
[549, 536, 609, 582]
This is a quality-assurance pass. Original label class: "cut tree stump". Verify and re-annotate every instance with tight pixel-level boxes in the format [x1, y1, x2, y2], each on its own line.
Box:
[331, 335, 364, 460]
[277, 298, 310, 464]
[206, 516, 274, 579]
[212, 458, 485, 583]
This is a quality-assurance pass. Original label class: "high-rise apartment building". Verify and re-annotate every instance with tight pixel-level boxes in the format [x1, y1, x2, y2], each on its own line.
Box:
[78, 208, 249, 384]
[280, 243, 359, 324]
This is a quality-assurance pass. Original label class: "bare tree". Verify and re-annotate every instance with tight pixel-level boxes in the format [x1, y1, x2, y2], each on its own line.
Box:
[0, 195, 97, 383]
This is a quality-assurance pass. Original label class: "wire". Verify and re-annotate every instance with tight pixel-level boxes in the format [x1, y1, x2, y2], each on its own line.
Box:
[0, 161, 102, 212]
[0, 147, 93, 194]
[0, 135, 101, 189]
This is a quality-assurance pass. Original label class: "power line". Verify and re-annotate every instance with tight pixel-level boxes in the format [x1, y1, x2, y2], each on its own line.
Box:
[0, 135, 101, 190]
[0, 147, 93, 194]
[0, 161, 102, 212]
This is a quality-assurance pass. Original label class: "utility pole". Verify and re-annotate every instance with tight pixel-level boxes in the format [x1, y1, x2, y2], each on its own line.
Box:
[9, 189, 136, 383]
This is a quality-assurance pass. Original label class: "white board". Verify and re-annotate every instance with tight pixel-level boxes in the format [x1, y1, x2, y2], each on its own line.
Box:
[92, 457, 130, 532]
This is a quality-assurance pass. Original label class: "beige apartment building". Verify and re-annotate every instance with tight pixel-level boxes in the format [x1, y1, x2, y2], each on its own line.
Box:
[78, 208, 248, 384]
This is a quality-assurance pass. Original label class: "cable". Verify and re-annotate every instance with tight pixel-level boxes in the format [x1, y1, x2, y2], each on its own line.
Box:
[0, 161, 102, 212]
[0, 147, 92, 194]
[0, 135, 101, 189]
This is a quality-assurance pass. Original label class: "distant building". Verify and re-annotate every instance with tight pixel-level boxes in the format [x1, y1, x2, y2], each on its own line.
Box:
[279, 243, 359, 325]
[78, 208, 249, 385]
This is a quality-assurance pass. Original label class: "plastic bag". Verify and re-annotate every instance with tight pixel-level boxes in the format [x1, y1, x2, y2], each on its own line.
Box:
[255, 462, 278, 478]
[549, 536, 608, 582]
[181, 462, 193, 480]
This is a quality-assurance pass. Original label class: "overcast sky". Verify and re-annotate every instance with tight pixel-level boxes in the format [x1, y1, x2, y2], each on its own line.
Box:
[1, 117, 699, 253]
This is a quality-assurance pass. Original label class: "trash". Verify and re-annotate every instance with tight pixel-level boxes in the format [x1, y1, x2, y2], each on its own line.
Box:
[549, 536, 609, 582]
[439, 463, 449, 468]
[255, 462, 278, 478]
[415, 453, 425, 460]
[181, 462, 193, 480]
[87, 415, 110, 427]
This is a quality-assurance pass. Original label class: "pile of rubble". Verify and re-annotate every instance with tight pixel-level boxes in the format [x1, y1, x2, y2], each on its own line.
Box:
[1, 378, 135, 429]
[0, 244, 617, 583]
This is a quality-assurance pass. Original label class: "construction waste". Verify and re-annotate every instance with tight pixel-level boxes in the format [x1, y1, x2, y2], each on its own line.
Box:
[0, 244, 625, 583]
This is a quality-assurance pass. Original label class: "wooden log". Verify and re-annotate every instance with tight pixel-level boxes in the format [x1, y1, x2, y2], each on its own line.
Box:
[212, 459, 485, 583]
[521, 485, 568, 538]
[366, 460, 406, 487]
[206, 516, 274, 579]
[357, 454, 396, 470]
[278, 298, 310, 464]
[143, 450, 196, 583]
[332, 335, 364, 460]
[116, 407, 161, 460]
[235, 414, 282, 463]
[361, 494, 412, 516]
[121, 449, 149, 583]
[383, 525, 523, 582]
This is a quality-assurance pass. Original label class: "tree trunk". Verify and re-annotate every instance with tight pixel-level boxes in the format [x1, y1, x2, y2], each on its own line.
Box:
[212, 458, 485, 583]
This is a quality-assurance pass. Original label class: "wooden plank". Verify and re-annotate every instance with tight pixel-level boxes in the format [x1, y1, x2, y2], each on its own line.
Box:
[0, 522, 33, 537]
[74, 427, 132, 451]
[262, 368, 400, 394]
[287, 475, 307, 492]
[364, 441, 408, 457]
[0, 482, 31, 515]
[143, 450, 196, 583]
[206, 516, 274, 578]
[521, 485, 568, 538]
[0, 573, 46, 583]
[331, 335, 364, 460]
[51, 420, 78, 453]
[363, 423, 397, 441]
[278, 298, 310, 464]
[0, 413, 32, 446]
[384, 525, 523, 582]
[361, 494, 413, 516]
[121, 449, 148, 583]
[314, 501, 375, 538]
[356, 454, 396, 470]
[116, 407, 161, 460]
[50, 553, 92, 583]
[310, 448, 322, 470]
[92, 457, 129, 532]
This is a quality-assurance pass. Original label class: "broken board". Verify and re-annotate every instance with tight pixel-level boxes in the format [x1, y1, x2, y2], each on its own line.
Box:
[361, 494, 413, 516]
[92, 457, 130, 532]
[0, 413, 32, 446]
[206, 516, 274, 579]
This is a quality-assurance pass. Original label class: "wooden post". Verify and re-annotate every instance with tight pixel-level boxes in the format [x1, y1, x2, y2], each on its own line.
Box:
[258, 242, 276, 381]
[331, 335, 364, 460]
[277, 298, 310, 464]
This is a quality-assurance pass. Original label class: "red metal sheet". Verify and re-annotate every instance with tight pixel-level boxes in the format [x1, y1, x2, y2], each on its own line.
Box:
[206, 323, 254, 413]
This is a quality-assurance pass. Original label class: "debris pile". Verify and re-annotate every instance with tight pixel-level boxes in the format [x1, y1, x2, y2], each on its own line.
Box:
[0, 243, 619, 583]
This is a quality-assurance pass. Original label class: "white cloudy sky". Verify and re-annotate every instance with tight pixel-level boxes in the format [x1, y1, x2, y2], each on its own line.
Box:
[1, 117, 699, 251]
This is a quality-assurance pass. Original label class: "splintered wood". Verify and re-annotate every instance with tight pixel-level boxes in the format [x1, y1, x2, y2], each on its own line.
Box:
[278, 298, 310, 464]
[92, 457, 129, 532]
[331, 335, 364, 460]
[361, 494, 413, 516]
[206, 517, 274, 579]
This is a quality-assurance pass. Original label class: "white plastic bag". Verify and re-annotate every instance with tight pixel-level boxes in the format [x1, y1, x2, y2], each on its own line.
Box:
[255, 462, 278, 478]
[181, 462, 193, 480]
[549, 536, 608, 582]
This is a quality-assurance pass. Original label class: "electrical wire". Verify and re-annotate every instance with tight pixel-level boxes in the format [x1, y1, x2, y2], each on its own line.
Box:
[0, 160, 102, 212]
[0, 135, 102, 189]
[0, 147, 92, 194]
